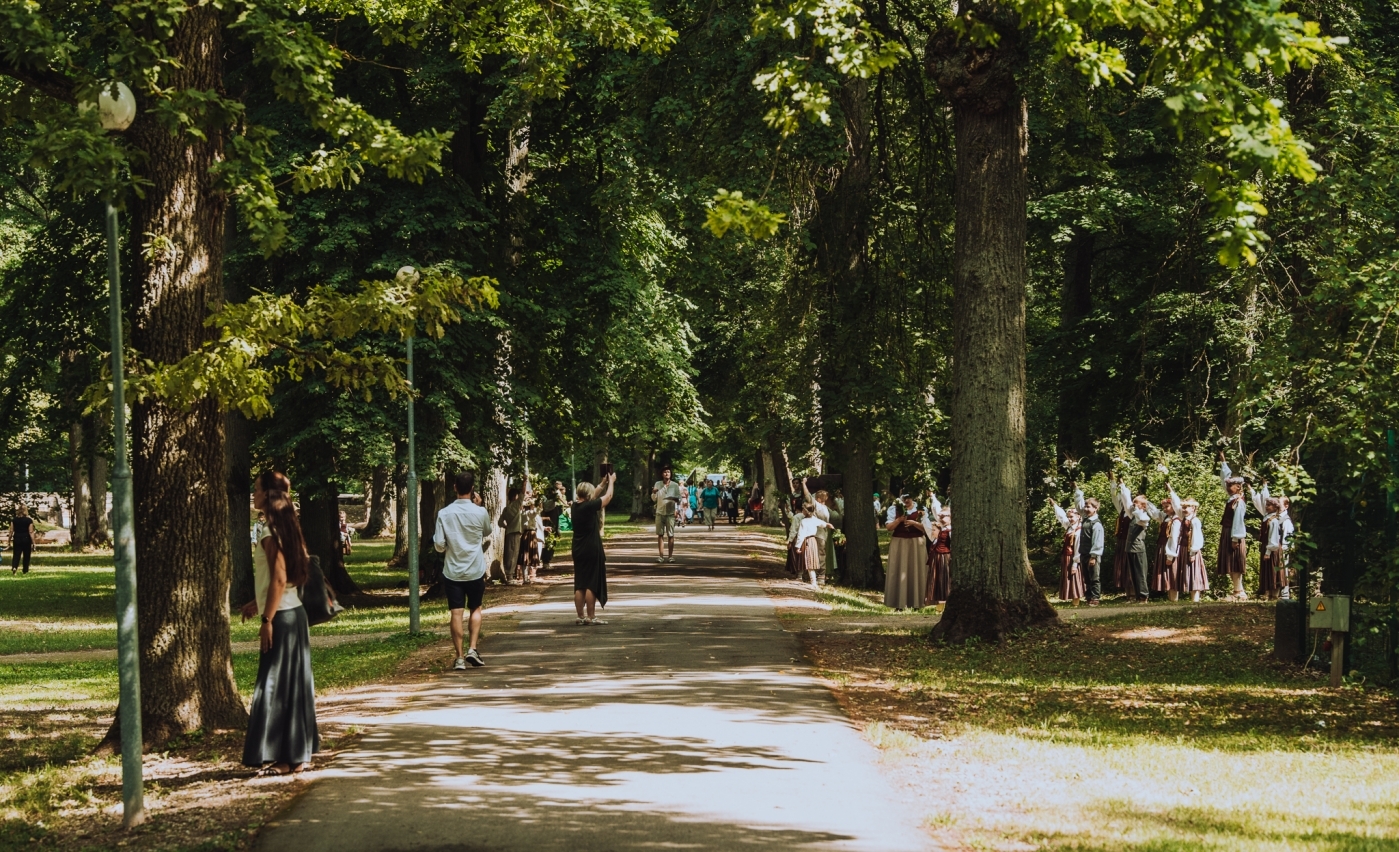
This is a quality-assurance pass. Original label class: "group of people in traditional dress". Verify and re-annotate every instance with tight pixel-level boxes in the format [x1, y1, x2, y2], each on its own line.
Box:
[1049, 454, 1294, 607]
[784, 480, 844, 588]
[880, 489, 951, 611]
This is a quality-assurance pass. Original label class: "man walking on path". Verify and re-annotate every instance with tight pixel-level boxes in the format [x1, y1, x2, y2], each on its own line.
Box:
[435, 472, 493, 669]
[701, 479, 721, 530]
[652, 467, 683, 562]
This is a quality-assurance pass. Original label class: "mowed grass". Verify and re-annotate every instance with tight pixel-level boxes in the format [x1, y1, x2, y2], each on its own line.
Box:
[0, 540, 432, 654]
[812, 604, 1399, 850]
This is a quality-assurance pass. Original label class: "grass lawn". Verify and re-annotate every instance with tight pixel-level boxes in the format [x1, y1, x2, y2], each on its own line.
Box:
[800, 603, 1399, 850]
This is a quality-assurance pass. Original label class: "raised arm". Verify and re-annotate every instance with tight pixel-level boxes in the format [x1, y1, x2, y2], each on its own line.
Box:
[1051, 501, 1069, 529]
[1116, 481, 1132, 516]
[1220, 458, 1232, 490]
[1250, 483, 1267, 516]
[927, 489, 943, 516]
[599, 473, 617, 508]
[1168, 483, 1182, 515]
[1074, 486, 1085, 511]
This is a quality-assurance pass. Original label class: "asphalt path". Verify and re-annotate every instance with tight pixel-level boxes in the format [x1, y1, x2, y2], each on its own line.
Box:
[255, 526, 938, 851]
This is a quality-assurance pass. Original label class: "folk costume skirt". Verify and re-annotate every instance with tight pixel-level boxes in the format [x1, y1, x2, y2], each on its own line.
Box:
[1151, 536, 1177, 592]
[243, 605, 319, 767]
[884, 536, 930, 610]
[1258, 550, 1286, 595]
[800, 539, 821, 575]
[1112, 517, 1132, 592]
[1179, 552, 1209, 593]
[1059, 548, 1085, 602]
[1218, 534, 1247, 576]
[927, 550, 951, 605]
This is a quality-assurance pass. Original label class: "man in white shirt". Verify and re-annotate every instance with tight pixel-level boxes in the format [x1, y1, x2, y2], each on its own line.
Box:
[652, 467, 684, 563]
[434, 472, 494, 670]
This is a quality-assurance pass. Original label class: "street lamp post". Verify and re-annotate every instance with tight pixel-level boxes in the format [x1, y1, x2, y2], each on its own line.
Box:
[397, 266, 421, 634]
[96, 81, 143, 829]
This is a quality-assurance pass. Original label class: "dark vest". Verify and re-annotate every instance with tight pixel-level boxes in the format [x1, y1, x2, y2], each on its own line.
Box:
[1078, 516, 1101, 566]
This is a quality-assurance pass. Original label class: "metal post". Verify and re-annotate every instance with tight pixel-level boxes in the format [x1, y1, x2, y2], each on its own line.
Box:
[106, 202, 143, 828]
[407, 333, 419, 634]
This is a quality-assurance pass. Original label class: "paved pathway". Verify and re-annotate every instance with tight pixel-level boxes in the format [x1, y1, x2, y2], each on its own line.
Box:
[256, 528, 937, 851]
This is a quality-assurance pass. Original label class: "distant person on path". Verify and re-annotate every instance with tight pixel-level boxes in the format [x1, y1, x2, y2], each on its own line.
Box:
[10, 504, 33, 575]
[338, 511, 353, 555]
[499, 486, 524, 585]
[883, 494, 931, 610]
[652, 467, 683, 562]
[572, 473, 617, 625]
[1075, 491, 1106, 606]
[241, 471, 318, 775]
[701, 479, 721, 530]
[1218, 454, 1250, 600]
[434, 472, 493, 669]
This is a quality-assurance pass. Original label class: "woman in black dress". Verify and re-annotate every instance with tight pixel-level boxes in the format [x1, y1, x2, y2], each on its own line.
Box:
[240, 471, 318, 775]
[11, 504, 34, 575]
[571, 472, 616, 625]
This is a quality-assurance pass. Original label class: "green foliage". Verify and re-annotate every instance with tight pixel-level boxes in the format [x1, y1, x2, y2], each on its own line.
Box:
[704, 189, 787, 239]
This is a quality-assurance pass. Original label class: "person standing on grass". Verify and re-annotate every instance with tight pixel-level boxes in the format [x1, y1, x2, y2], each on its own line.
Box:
[434, 472, 493, 670]
[701, 478, 721, 530]
[242, 471, 318, 775]
[800, 479, 833, 578]
[1075, 490, 1106, 606]
[1151, 496, 1179, 601]
[652, 467, 683, 562]
[1048, 497, 1084, 605]
[883, 494, 932, 610]
[1168, 485, 1208, 602]
[926, 501, 952, 607]
[1252, 482, 1286, 601]
[793, 503, 834, 589]
[1116, 479, 1155, 603]
[10, 504, 33, 575]
[571, 473, 616, 625]
[1218, 454, 1250, 600]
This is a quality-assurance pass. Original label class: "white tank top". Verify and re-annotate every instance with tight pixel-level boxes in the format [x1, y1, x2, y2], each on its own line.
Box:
[253, 534, 302, 615]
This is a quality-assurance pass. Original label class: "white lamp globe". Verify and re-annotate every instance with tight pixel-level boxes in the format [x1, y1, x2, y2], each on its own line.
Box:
[97, 82, 137, 132]
[396, 265, 420, 286]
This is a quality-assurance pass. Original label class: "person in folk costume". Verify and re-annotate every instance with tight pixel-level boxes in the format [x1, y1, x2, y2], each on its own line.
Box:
[1048, 493, 1085, 605]
[1116, 478, 1158, 603]
[884, 493, 933, 610]
[793, 502, 834, 589]
[1075, 491, 1106, 606]
[1110, 473, 1134, 596]
[1167, 485, 1209, 601]
[925, 489, 951, 607]
[1278, 492, 1295, 597]
[1251, 481, 1288, 600]
[801, 479, 834, 582]
[1218, 453, 1251, 600]
[1151, 494, 1179, 599]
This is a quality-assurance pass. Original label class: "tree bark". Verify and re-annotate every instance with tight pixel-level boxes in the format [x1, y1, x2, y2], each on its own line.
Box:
[226, 409, 254, 609]
[69, 420, 91, 550]
[768, 432, 793, 494]
[838, 436, 881, 589]
[362, 464, 389, 538]
[302, 492, 361, 597]
[928, 8, 1058, 643]
[390, 460, 409, 567]
[88, 433, 109, 546]
[761, 450, 782, 525]
[483, 465, 507, 581]
[122, 4, 245, 744]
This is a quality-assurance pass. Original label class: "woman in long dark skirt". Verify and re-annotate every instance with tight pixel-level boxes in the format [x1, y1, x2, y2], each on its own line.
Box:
[241, 470, 319, 775]
[571, 472, 616, 625]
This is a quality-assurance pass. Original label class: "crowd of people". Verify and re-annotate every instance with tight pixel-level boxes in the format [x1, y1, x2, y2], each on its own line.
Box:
[1048, 454, 1295, 607]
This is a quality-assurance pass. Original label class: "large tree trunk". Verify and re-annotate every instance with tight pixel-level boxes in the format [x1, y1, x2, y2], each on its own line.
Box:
[362, 464, 389, 538]
[123, 4, 245, 744]
[760, 450, 782, 525]
[768, 432, 793, 494]
[88, 437, 109, 546]
[838, 436, 881, 589]
[69, 420, 92, 550]
[928, 10, 1057, 642]
[226, 410, 254, 608]
[483, 465, 507, 581]
[302, 492, 361, 597]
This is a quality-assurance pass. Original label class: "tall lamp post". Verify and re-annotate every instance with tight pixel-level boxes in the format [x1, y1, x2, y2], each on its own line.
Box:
[96, 81, 144, 829]
[397, 265, 421, 634]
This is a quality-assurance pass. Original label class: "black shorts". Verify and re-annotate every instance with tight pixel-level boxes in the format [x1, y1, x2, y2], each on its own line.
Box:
[442, 576, 485, 612]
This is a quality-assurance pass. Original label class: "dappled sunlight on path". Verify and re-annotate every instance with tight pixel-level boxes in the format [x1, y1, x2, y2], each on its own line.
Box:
[256, 528, 938, 851]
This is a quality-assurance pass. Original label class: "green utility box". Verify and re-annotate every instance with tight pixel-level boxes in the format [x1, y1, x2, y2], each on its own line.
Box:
[1309, 595, 1351, 632]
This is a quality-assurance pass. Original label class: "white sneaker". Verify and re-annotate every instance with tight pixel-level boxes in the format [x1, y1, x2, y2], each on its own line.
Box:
[453, 656, 467, 671]
[656, 556, 664, 563]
